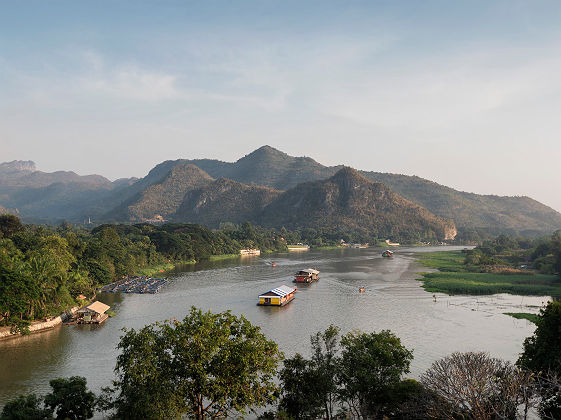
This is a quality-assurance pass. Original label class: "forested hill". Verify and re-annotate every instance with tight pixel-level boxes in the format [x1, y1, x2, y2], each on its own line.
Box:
[103, 164, 214, 222]
[176, 146, 561, 235]
[174, 178, 282, 227]
[256, 167, 457, 241]
[2, 147, 561, 236]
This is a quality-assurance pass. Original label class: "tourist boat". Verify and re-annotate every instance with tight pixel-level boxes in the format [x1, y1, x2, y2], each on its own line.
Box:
[258, 285, 296, 306]
[382, 250, 394, 257]
[293, 268, 320, 283]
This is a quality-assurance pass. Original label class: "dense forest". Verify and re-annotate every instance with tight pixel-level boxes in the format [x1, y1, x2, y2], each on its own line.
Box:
[0, 215, 287, 332]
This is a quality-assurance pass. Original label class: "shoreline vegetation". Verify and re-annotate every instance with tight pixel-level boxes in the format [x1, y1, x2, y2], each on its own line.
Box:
[416, 250, 561, 296]
[503, 312, 540, 324]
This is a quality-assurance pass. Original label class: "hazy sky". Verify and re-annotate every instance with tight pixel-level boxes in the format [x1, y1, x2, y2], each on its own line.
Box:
[2, 1, 561, 211]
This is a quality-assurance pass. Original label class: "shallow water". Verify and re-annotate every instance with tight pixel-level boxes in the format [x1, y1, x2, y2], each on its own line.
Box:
[0, 246, 546, 407]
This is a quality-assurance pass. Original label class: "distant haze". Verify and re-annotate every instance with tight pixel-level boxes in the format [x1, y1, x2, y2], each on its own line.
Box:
[1, 1, 561, 212]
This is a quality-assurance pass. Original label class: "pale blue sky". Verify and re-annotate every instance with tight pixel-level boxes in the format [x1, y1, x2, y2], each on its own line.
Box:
[2, 1, 561, 211]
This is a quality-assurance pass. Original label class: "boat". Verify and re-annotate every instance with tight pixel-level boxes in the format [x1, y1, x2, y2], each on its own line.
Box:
[382, 250, 394, 257]
[293, 268, 320, 283]
[258, 285, 296, 306]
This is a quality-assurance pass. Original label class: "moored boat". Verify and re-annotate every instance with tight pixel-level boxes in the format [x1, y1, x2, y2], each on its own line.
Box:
[293, 268, 320, 283]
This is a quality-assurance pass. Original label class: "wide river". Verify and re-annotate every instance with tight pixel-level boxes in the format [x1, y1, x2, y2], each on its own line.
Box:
[0, 246, 547, 407]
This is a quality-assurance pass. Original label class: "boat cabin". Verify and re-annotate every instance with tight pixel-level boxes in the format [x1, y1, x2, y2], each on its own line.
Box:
[258, 285, 296, 306]
[293, 268, 320, 283]
[75, 301, 110, 324]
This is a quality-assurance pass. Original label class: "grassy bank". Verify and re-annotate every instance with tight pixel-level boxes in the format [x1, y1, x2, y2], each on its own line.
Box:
[503, 312, 540, 324]
[135, 260, 195, 277]
[416, 251, 561, 296]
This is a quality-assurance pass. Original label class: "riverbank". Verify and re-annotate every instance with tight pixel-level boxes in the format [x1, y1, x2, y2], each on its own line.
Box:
[416, 250, 561, 296]
[0, 307, 78, 341]
[134, 260, 196, 277]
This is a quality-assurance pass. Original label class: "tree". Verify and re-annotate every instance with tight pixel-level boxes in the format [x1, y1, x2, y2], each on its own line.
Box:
[0, 394, 52, 420]
[44, 377, 95, 420]
[103, 307, 283, 419]
[422, 352, 538, 420]
[310, 325, 340, 419]
[0, 215, 24, 239]
[278, 325, 340, 420]
[337, 330, 413, 419]
[518, 301, 561, 418]
[279, 354, 324, 419]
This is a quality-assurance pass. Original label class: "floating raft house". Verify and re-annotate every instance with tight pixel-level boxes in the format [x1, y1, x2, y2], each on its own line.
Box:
[293, 268, 320, 283]
[75, 301, 110, 324]
[258, 285, 296, 306]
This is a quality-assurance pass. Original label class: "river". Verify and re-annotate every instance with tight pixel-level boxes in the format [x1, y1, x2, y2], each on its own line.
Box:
[0, 246, 546, 407]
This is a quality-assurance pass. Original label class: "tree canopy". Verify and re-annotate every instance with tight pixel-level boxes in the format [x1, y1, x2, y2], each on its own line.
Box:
[103, 307, 283, 419]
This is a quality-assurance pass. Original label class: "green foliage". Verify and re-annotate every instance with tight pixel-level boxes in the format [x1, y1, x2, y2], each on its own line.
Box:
[503, 312, 540, 324]
[44, 376, 96, 420]
[518, 301, 561, 374]
[279, 354, 325, 419]
[103, 307, 283, 420]
[0, 217, 287, 330]
[338, 330, 414, 418]
[0, 214, 25, 239]
[518, 301, 561, 419]
[279, 327, 414, 419]
[0, 394, 52, 420]
[419, 271, 561, 295]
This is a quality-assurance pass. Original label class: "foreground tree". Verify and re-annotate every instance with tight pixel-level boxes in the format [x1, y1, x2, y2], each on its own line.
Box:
[0, 394, 52, 420]
[337, 330, 414, 419]
[102, 307, 283, 419]
[279, 325, 340, 419]
[518, 301, 561, 419]
[422, 352, 538, 420]
[44, 376, 95, 420]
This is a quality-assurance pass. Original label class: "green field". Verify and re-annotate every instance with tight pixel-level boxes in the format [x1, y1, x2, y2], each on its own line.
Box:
[416, 251, 561, 296]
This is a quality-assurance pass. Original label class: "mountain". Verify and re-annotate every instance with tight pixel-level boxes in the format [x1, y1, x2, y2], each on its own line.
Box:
[183, 146, 342, 190]
[174, 178, 282, 227]
[103, 164, 214, 222]
[3, 147, 560, 235]
[0, 161, 136, 223]
[175, 146, 561, 235]
[256, 167, 457, 240]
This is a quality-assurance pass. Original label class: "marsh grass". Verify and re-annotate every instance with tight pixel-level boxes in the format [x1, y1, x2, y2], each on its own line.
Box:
[417, 251, 561, 296]
[503, 312, 540, 324]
